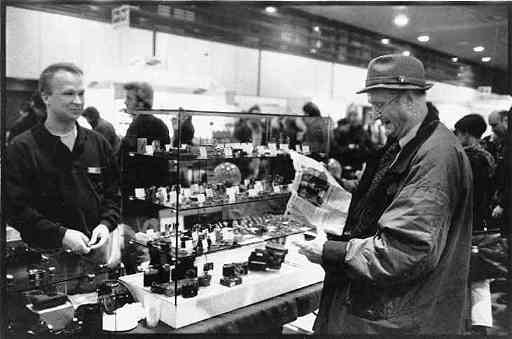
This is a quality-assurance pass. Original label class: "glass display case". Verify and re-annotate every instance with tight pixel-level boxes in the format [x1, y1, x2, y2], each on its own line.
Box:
[5, 108, 332, 333]
[119, 109, 331, 328]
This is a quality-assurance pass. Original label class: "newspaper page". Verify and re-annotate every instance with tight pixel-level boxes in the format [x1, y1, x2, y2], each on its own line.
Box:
[286, 151, 352, 236]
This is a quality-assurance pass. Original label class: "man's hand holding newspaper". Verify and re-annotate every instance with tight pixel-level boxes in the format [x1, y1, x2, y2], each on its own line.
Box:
[286, 151, 352, 264]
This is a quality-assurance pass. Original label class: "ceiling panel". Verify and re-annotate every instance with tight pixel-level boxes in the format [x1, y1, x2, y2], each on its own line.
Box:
[295, 5, 507, 70]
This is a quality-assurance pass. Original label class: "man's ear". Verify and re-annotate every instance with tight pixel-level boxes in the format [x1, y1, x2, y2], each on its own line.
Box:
[41, 92, 49, 105]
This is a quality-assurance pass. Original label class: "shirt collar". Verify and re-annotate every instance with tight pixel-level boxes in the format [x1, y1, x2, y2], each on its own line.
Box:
[32, 122, 87, 156]
[398, 122, 422, 149]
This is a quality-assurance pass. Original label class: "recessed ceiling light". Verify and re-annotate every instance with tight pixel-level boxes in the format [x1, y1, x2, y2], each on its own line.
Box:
[451, 57, 458, 62]
[313, 26, 320, 33]
[482, 57, 491, 62]
[417, 35, 430, 42]
[473, 46, 485, 52]
[381, 38, 390, 45]
[394, 14, 409, 27]
[265, 6, 277, 14]
[402, 50, 411, 56]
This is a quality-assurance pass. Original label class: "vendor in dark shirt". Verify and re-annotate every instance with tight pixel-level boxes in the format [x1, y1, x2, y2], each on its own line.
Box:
[122, 81, 170, 146]
[6, 63, 121, 254]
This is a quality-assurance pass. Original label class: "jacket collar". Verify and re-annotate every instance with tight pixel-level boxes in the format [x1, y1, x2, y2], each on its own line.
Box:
[388, 103, 440, 175]
[32, 122, 88, 157]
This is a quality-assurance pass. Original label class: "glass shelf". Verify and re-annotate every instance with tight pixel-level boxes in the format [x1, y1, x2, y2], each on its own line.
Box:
[127, 191, 291, 213]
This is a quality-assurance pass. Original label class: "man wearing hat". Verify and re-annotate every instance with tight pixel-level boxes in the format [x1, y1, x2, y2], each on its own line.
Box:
[295, 54, 473, 334]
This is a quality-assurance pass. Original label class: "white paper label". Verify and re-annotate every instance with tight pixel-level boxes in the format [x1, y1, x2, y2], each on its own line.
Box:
[183, 188, 191, 198]
[205, 188, 214, 198]
[197, 194, 206, 203]
[273, 185, 281, 193]
[302, 145, 311, 154]
[268, 143, 277, 151]
[134, 188, 146, 199]
[228, 192, 236, 203]
[224, 147, 233, 158]
[248, 189, 258, 198]
[199, 146, 208, 159]
[281, 144, 289, 151]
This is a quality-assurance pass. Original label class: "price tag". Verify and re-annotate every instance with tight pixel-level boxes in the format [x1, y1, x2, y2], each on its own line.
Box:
[168, 191, 177, 205]
[228, 192, 236, 203]
[197, 194, 206, 203]
[281, 143, 289, 151]
[302, 145, 311, 154]
[224, 147, 233, 158]
[145, 145, 154, 155]
[202, 238, 209, 251]
[199, 146, 208, 159]
[205, 188, 214, 198]
[273, 185, 281, 193]
[248, 189, 257, 198]
[255, 181, 263, 192]
[134, 188, 146, 199]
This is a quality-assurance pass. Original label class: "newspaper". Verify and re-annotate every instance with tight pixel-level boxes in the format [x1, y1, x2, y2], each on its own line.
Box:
[286, 151, 352, 237]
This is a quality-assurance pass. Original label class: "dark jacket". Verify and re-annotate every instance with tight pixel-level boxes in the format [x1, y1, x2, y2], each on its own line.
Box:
[330, 124, 373, 171]
[464, 144, 495, 231]
[94, 118, 120, 155]
[315, 106, 473, 334]
[6, 123, 121, 249]
[125, 114, 171, 146]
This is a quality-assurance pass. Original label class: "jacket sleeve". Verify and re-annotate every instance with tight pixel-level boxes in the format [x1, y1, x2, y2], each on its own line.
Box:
[322, 144, 469, 286]
[99, 140, 121, 231]
[6, 141, 67, 248]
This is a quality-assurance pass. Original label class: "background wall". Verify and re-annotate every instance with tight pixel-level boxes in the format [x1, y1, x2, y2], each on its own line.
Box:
[6, 6, 512, 135]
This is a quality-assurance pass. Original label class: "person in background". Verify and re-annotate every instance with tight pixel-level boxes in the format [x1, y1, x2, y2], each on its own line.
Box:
[122, 81, 171, 147]
[171, 113, 195, 147]
[294, 54, 473, 334]
[302, 101, 327, 160]
[454, 114, 496, 335]
[82, 106, 120, 154]
[6, 63, 121, 257]
[330, 107, 373, 178]
[8, 93, 47, 143]
[482, 109, 508, 233]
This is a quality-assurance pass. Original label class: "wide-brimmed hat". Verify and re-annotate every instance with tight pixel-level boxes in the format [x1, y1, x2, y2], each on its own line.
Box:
[357, 54, 433, 94]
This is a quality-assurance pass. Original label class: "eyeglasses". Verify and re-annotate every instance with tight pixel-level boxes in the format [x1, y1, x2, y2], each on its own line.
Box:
[369, 94, 401, 119]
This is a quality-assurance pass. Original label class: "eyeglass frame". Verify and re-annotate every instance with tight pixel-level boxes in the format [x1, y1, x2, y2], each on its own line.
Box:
[368, 93, 402, 120]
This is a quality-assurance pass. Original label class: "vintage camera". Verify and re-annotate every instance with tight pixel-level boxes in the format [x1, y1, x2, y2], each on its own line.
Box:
[181, 278, 200, 298]
[171, 255, 197, 281]
[265, 243, 288, 270]
[220, 264, 242, 287]
[198, 262, 214, 287]
[248, 248, 269, 271]
[97, 280, 134, 315]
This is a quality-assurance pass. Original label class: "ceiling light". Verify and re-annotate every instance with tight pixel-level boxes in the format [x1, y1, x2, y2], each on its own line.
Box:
[451, 57, 458, 62]
[417, 35, 430, 42]
[310, 48, 317, 54]
[313, 26, 320, 33]
[393, 14, 409, 27]
[315, 40, 322, 48]
[402, 50, 411, 56]
[473, 46, 485, 52]
[265, 6, 277, 14]
[482, 57, 491, 62]
[381, 38, 390, 45]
